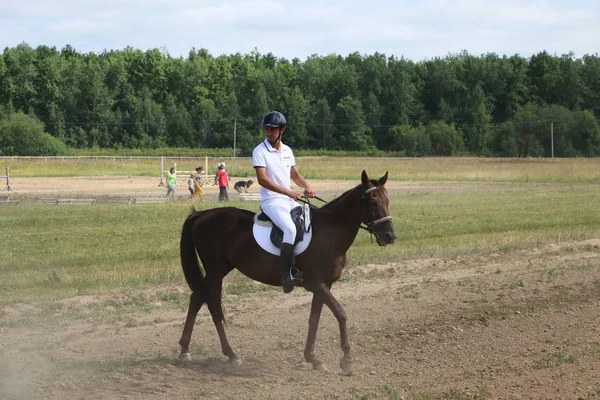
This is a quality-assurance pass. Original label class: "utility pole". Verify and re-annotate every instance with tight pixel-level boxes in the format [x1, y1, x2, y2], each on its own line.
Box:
[233, 118, 237, 158]
[551, 121, 554, 158]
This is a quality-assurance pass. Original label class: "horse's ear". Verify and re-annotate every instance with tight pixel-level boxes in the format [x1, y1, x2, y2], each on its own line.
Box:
[361, 170, 369, 186]
[378, 171, 388, 186]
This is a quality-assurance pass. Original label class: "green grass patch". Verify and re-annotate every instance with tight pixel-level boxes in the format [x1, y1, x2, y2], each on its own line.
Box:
[3, 156, 600, 182]
[538, 267, 566, 283]
[533, 352, 577, 369]
[1, 184, 600, 304]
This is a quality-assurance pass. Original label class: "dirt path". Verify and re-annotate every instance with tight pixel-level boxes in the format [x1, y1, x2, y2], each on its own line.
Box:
[3, 176, 600, 399]
[6, 175, 568, 202]
[2, 239, 600, 399]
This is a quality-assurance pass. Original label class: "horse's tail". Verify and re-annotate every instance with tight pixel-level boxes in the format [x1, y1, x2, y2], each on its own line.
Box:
[180, 211, 207, 299]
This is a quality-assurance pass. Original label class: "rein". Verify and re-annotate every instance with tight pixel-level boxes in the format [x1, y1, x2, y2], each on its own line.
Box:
[297, 186, 392, 238]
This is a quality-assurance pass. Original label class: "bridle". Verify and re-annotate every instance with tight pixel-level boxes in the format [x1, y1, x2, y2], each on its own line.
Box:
[299, 185, 393, 236]
[359, 186, 393, 235]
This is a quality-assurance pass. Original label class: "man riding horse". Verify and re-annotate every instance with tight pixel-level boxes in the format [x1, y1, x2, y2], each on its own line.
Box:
[252, 111, 315, 293]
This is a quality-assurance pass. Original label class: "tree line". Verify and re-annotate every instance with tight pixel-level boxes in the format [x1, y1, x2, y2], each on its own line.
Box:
[0, 43, 599, 157]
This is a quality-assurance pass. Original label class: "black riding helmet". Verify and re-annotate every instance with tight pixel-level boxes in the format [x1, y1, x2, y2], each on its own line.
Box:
[262, 111, 287, 128]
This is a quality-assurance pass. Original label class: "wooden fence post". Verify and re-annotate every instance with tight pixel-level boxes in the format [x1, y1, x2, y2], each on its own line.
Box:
[3, 166, 13, 191]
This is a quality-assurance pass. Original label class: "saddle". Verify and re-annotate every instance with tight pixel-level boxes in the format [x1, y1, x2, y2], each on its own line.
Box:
[255, 205, 311, 249]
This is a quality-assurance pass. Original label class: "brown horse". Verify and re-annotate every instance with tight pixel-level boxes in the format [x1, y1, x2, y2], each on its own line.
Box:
[178, 170, 396, 373]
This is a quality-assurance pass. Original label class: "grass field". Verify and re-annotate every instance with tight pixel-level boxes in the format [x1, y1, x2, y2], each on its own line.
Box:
[2, 157, 600, 400]
[2, 183, 599, 304]
[3, 156, 600, 182]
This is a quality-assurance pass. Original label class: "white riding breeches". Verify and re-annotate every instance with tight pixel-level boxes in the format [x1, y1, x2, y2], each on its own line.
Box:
[261, 197, 297, 245]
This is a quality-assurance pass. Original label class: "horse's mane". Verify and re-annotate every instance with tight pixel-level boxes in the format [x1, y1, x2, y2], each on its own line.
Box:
[320, 179, 383, 212]
[321, 184, 361, 211]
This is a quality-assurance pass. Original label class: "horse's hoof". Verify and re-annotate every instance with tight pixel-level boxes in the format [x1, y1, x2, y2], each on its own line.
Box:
[339, 358, 353, 375]
[178, 353, 192, 362]
[313, 362, 328, 372]
[229, 357, 242, 366]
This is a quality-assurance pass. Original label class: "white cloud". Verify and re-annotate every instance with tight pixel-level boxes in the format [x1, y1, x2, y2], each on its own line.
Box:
[0, 0, 598, 60]
[51, 18, 115, 33]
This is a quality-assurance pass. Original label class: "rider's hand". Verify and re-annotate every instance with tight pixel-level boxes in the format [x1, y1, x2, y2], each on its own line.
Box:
[287, 190, 302, 201]
[303, 187, 315, 198]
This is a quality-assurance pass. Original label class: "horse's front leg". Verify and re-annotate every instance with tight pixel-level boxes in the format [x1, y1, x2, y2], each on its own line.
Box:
[304, 293, 326, 371]
[315, 282, 353, 374]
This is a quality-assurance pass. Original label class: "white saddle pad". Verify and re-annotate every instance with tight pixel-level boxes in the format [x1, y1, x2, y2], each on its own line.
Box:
[252, 205, 313, 256]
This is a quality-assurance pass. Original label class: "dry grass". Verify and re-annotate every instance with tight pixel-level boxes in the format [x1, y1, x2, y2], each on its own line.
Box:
[3, 156, 600, 182]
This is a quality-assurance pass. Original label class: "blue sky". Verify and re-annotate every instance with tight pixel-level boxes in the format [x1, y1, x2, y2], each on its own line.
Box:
[1, 0, 598, 60]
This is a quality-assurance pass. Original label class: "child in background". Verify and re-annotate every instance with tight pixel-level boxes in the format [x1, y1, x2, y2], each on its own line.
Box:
[187, 172, 196, 200]
[166, 167, 177, 200]
[216, 165, 229, 202]
[193, 168, 205, 202]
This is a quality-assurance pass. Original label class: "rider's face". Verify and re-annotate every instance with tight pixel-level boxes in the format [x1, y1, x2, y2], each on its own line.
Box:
[265, 126, 284, 143]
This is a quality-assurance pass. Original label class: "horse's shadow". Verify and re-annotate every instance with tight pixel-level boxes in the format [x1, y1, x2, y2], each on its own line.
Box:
[175, 357, 257, 377]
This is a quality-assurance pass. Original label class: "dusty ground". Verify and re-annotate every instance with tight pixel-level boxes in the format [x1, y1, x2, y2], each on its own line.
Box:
[2, 178, 600, 399]
[4, 175, 563, 202]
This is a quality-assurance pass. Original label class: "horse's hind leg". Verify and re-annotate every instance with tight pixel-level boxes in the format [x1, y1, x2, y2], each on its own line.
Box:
[207, 275, 240, 364]
[179, 292, 204, 361]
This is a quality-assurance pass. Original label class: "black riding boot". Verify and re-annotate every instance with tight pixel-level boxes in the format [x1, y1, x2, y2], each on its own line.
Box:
[280, 243, 296, 293]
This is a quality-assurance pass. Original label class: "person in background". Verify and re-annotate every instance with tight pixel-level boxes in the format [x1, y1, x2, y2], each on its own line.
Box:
[233, 179, 254, 193]
[195, 166, 205, 185]
[166, 166, 177, 200]
[187, 172, 196, 200]
[216, 165, 229, 202]
[252, 111, 314, 293]
[213, 162, 228, 185]
[194, 167, 205, 201]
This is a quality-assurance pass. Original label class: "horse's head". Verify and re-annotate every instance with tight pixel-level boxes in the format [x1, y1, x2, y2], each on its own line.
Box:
[360, 170, 397, 246]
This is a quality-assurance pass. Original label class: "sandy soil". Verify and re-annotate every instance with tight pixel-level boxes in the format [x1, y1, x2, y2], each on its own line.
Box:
[2, 178, 600, 399]
[4, 175, 564, 202]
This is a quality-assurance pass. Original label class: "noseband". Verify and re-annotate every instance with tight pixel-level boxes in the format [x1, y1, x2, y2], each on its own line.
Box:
[360, 186, 393, 234]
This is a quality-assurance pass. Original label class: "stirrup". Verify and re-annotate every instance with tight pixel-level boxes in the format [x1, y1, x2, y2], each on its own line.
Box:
[290, 267, 303, 283]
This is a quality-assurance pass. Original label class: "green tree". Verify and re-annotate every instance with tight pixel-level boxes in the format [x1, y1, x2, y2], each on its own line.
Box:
[281, 87, 309, 148]
[307, 98, 336, 149]
[390, 124, 431, 156]
[164, 94, 195, 147]
[513, 103, 545, 157]
[0, 111, 67, 155]
[427, 121, 464, 156]
[571, 110, 600, 156]
[32, 45, 65, 138]
[2, 43, 38, 113]
[537, 105, 575, 156]
[129, 88, 167, 148]
[0, 55, 9, 106]
[335, 96, 375, 151]
[464, 98, 493, 156]
[380, 57, 419, 144]
[580, 54, 600, 118]
[527, 51, 563, 106]
[491, 121, 518, 157]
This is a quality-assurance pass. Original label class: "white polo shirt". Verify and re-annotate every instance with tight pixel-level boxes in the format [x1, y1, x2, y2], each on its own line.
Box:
[252, 138, 296, 203]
